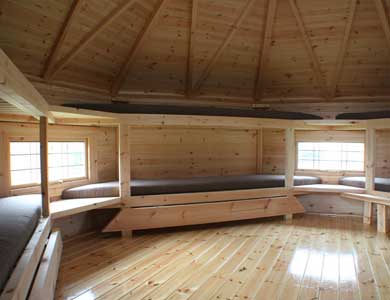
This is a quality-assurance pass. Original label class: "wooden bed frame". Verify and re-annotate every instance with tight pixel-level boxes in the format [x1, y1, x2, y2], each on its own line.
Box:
[0, 217, 62, 300]
[104, 187, 305, 233]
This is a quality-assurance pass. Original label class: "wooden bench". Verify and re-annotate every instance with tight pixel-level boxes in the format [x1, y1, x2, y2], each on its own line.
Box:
[50, 197, 121, 219]
[341, 193, 390, 233]
[293, 184, 366, 194]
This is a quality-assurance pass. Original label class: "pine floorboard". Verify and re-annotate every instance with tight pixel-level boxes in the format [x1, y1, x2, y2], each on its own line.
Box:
[55, 215, 390, 300]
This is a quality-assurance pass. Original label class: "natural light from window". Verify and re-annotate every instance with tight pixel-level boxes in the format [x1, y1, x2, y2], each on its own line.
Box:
[10, 141, 87, 186]
[297, 142, 364, 172]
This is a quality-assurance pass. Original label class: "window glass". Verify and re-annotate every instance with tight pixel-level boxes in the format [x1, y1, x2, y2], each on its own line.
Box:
[297, 142, 364, 172]
[10, 141, 87, 186]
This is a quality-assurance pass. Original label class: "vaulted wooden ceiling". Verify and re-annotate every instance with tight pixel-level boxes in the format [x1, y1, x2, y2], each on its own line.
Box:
[0, 0, 390, 118]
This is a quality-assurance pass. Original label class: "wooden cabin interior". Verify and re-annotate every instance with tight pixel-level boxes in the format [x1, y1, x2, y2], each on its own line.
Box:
[1, 0, 390, 299]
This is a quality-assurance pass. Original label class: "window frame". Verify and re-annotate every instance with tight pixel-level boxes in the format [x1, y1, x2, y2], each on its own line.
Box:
[8, 137, 89, 188]
[295, 141, 365, 173]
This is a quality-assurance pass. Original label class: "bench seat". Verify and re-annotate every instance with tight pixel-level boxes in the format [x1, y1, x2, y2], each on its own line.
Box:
[339, 176, 390, 192]
[61, 175, 322, 199]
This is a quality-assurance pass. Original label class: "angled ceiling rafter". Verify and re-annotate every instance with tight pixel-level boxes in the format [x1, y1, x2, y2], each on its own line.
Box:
[288, 0, 330, 99]
[253, 0, 278, 102]
[43, 0, 84, 80]
[47, 0, 137, 80]
[373, 0, 390, 52]
[110, 0, 168, 96]
[185, 0, 198, 97]
[329, 0, 358, 98]
[192, 0, 258, 94]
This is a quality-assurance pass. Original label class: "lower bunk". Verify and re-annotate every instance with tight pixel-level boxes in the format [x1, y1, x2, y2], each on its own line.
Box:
[0, 195, 62, 300]
[59, 174, 320, 233]
[339, 176, 390, 192]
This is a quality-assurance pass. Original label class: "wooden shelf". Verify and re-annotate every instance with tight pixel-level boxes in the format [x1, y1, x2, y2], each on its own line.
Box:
[341, 193, 390, 206]
[293, 184, 366, 194]
[50, 197, 121, 219]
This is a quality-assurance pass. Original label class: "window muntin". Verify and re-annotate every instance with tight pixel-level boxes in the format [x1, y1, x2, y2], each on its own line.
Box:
[10, 141, 87, 186]
[297, 142, 364, 172]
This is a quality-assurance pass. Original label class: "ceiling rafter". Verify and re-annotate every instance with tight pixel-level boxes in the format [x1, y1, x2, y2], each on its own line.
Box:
[373, 0, 390, 52]
[192, 0, 257, 93]
[111, 0, 168, 96]
[43, 0, 83, 80]
[329, 0, 357, 98]
[253, 0, 278, 102]
[185, 0, 198, 97]
[288, 0, 329, 99]
[47, 0, 136, 79]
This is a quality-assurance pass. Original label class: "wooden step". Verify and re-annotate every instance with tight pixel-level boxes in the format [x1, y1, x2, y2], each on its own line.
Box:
[50, 197, 121, 219]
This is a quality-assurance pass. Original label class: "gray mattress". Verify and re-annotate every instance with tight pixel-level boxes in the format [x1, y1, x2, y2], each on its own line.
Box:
[339, 176, 390, 192]
[61, 174, 322, 199]
[0, 194, 42, 293]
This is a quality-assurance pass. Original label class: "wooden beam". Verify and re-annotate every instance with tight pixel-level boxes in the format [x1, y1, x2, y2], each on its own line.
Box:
[253, 0, 278, 101]
[256, 129, 263, 173]
[43, 0, 83, 80]
[29, 230, 62, 300]
[330, 0, 357, 98]
[119, 123, 130, 201]
[192, 0, 257, 93]
[373, 0, 390, 53]
[288, 0, 329, 99]
[40, 116, 50, 217]
[48, 0, 136, 79]
[285, 128, 295, 188]
[365, 127, 376, 193]
[111, 0, 167, 96]
[0, 49, 54, 121]
[185, 0, 198, 97]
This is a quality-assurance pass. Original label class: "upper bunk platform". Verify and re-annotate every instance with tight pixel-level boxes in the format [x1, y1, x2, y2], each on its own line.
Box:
[62, 103, 322, 120]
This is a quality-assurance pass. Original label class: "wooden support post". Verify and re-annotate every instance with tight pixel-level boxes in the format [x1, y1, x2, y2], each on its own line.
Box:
[40, 116, 50, 217]
[285, 128, 295, 189]
[256, 129, 263, 174]
[364, 127, 375, 225]
[285, 128, 295, 220]
[377, 204, 389, 233]
[118, 123, 131, 238]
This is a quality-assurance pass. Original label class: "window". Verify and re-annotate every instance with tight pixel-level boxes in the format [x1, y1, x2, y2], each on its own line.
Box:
[10, 141, 87, 186]
[297, 142, 364, 171]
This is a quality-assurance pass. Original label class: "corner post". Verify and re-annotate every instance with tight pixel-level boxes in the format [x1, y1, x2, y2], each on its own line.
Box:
[365, 127, 375, 225]
[40, 116, 50, 218]
[118, 122, 132, 237]
[284, 127, 295, 221]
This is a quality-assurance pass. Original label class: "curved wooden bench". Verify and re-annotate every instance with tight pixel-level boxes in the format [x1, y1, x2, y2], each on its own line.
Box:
[341, 193, 390, 233]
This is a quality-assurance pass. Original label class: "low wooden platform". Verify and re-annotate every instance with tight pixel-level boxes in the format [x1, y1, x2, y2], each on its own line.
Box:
[293, 184, 366, 194]
[56, 214, 390, 300]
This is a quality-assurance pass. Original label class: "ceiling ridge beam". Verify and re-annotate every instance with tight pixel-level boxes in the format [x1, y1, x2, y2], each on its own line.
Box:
[288, 0, 329, 99]
[192, 0, 257, 93]
[253, 0, 278, 102]
[48, 0, 136, 79]
[330, 0, 357, 98]
[111, 0, 168, 96]
[43, 0, 83, 80]
[373, 0, 390, 52]
[185, 0, 198, 97]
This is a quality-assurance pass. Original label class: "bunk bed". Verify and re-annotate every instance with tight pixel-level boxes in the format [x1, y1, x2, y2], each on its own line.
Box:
[0, 195, 62, 300]
[61, 174, 322, 199]
[339, 176, 390, 192]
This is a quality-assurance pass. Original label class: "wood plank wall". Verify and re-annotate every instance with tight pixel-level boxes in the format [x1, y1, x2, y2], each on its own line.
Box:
[262, 128, 286, 174]
[376, 129, 390, 178]
[129, 127, 258, 179]
[295, 130, 365, 183]
[0, 122, 117, 199]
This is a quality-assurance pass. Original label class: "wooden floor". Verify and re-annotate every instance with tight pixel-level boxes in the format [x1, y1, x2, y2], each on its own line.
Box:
[55, 214, 390, 300]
